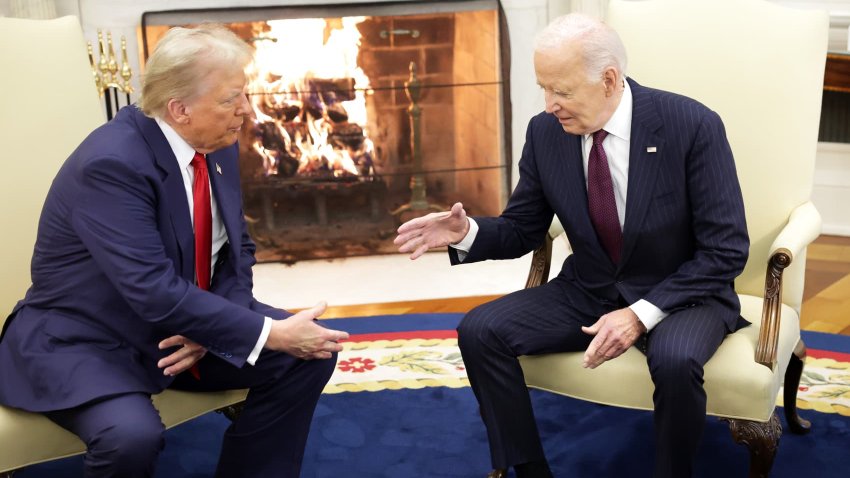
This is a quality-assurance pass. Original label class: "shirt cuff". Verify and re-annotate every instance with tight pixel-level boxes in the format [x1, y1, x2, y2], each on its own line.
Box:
[247, 317, 272, 366]
[450, 218, 478, 262]
[629, 299, 668, 332]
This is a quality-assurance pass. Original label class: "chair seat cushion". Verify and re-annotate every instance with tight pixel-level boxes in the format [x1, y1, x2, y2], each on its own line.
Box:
[519, 294, 799, 422]
[0, 388, 248, 473]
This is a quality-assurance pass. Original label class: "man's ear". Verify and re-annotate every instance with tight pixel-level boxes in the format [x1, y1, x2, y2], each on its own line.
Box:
[602, 67, 619, 97]
[166, 98, 190, 125]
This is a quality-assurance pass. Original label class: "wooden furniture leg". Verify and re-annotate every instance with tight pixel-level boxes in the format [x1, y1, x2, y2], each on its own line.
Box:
[724, 412, 782, 478]
[784, 340, 812, 434]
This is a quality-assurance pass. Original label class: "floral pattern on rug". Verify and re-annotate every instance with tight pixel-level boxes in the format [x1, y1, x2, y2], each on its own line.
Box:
[777, 357, 850, 417]
[323, 338, 469, 394]
[332, 339, 850, 417]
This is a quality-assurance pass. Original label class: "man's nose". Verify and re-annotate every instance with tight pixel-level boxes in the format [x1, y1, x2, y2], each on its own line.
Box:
[544, 92, 560, 114]
[237, 93, 253, 117]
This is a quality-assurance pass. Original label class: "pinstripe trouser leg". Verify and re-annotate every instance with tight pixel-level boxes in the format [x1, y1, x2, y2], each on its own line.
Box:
[645, 301, 731, 478]
[457, 277, 605, 470]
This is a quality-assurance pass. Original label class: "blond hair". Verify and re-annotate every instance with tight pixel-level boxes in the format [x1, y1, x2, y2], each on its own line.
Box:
[138, 24, 253, 118]
[535, 13, 627, 83]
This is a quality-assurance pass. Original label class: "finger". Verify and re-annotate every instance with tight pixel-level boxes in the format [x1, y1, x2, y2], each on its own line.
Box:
[311, 301, 328, 317]
[580, 325, 598, 336]
[397, 211, 445, 234]
[593, 330, 616, 359]
[163, 356, 198, 376]
[449, 202, 465, 218]
[321, 341, 344, 353]
[327, 329, 350, 342]
[583, 336, 601, 364]
[583, 333, 610, 368]
[396, 218, 421, 234]
[393, 229, 421, 246]
[605, 348, 624, 361]
[158, 347, 192, 369]
[409, 243, 431, 260]
[397, 238, 420, 254]
[158, 335, 185, 349]
[312, 351, 333, 360]
[585, 357, 604, 369]
[397, 216, 428, 234]
[583, 348, 605, 369]
[295, 301, 327, 321]
[582, 315, 606, 336]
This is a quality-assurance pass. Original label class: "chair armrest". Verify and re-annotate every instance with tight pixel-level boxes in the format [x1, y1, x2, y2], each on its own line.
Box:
[525, 235, 553, 289]
[769, 201, 822, 260]
[755, 201, 822, 371]
[524, 217, 564, 289]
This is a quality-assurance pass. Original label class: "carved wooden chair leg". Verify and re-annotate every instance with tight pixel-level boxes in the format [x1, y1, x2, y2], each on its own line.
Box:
[216, 400, 245, 422]
[723, 412, 782, 478]
[784, 340, 812, 434]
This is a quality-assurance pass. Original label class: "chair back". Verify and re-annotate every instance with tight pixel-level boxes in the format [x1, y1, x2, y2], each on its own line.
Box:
[606, 0, 828, 312]
[0, 16, 104, 322]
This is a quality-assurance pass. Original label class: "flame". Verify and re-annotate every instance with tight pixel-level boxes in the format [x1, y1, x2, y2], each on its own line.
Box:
[246, 17, 375, 179]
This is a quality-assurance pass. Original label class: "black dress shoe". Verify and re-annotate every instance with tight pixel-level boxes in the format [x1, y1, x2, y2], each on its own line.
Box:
[487, 469, 507, 478]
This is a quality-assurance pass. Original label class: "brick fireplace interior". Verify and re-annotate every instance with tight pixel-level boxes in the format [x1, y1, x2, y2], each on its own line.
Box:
[140, 0, 510, 263]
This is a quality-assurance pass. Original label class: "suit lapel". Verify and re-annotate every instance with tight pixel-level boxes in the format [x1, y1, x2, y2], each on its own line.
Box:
[133, 108, 195, 280]
[207, 150, 240, 266]
[555, 129, 597, 237]
[620, 79, 664, 268]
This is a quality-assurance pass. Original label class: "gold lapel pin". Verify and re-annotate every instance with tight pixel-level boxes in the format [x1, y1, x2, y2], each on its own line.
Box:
[215, 163, 222, 175]
[646, 146, 657, 153]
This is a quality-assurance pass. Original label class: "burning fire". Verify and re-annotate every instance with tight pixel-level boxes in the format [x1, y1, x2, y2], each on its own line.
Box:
[246, 17, 376, 180]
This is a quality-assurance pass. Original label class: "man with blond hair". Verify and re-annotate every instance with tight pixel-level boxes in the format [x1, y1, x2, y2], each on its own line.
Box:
[395, 13, 749, 478]
[0, 24, 347, 477]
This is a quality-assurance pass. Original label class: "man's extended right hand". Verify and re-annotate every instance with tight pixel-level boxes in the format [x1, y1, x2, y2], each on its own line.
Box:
[265, 302, 349, 360]
[394, 202, 470, 260]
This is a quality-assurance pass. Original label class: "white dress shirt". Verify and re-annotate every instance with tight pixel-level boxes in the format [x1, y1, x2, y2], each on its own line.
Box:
[452, 80, 668, 331]
[156, 118, 270, 364]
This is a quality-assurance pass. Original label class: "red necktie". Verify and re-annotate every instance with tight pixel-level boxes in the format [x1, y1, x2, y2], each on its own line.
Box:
[190, 151, 211, 380]
[587, 130, 622, 263]
[192, 151, 212, 291]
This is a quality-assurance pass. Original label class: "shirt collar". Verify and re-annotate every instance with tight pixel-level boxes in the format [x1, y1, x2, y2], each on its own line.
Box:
[155, 117, 198, 170]
[584, 78, 633, 142]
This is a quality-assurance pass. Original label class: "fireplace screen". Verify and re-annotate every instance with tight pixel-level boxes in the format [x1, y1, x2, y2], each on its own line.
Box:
[140, 0, 510, 262]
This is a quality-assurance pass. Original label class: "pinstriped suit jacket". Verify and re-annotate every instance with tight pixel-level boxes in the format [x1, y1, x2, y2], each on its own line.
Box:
[455, 78, 749, 330]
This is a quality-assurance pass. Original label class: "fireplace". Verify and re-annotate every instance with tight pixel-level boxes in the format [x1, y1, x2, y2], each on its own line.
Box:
[140, 0, 510, 262]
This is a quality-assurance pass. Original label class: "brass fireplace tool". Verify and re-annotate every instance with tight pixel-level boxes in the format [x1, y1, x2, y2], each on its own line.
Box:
[88, 30, 133, 120]
[392, 61, 443, 220]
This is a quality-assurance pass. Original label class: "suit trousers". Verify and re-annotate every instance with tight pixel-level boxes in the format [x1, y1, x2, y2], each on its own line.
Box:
[46, 348, 337, 478]
[456, 276, 730, 478]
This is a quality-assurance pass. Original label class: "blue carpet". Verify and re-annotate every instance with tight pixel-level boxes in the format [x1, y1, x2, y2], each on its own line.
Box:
[17, 314, 850, 477]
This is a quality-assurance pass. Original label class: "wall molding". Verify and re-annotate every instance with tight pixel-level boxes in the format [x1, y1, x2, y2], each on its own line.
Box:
[814, 141, 850, 236]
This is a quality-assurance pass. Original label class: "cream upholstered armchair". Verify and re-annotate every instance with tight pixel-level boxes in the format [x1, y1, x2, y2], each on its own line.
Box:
[519, 0, 827, 476]
[0, 16, 247, 476]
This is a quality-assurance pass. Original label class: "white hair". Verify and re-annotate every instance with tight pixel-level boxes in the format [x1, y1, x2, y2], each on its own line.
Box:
[138, 24, 253, 118]
[534, 13, 627, 82]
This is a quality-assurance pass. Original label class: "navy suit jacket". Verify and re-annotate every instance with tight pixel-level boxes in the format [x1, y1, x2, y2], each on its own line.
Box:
[455, 78, 749, 328]
[0, 106, 286, 412]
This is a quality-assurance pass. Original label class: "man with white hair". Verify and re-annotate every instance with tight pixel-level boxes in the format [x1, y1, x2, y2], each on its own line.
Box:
[395, 13, 749, 478]
[0, 24, 348, 477]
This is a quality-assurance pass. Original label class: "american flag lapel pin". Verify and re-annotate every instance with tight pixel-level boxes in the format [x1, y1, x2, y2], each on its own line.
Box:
[215, 163, 223, 175]
[646, 146, 657, 153]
